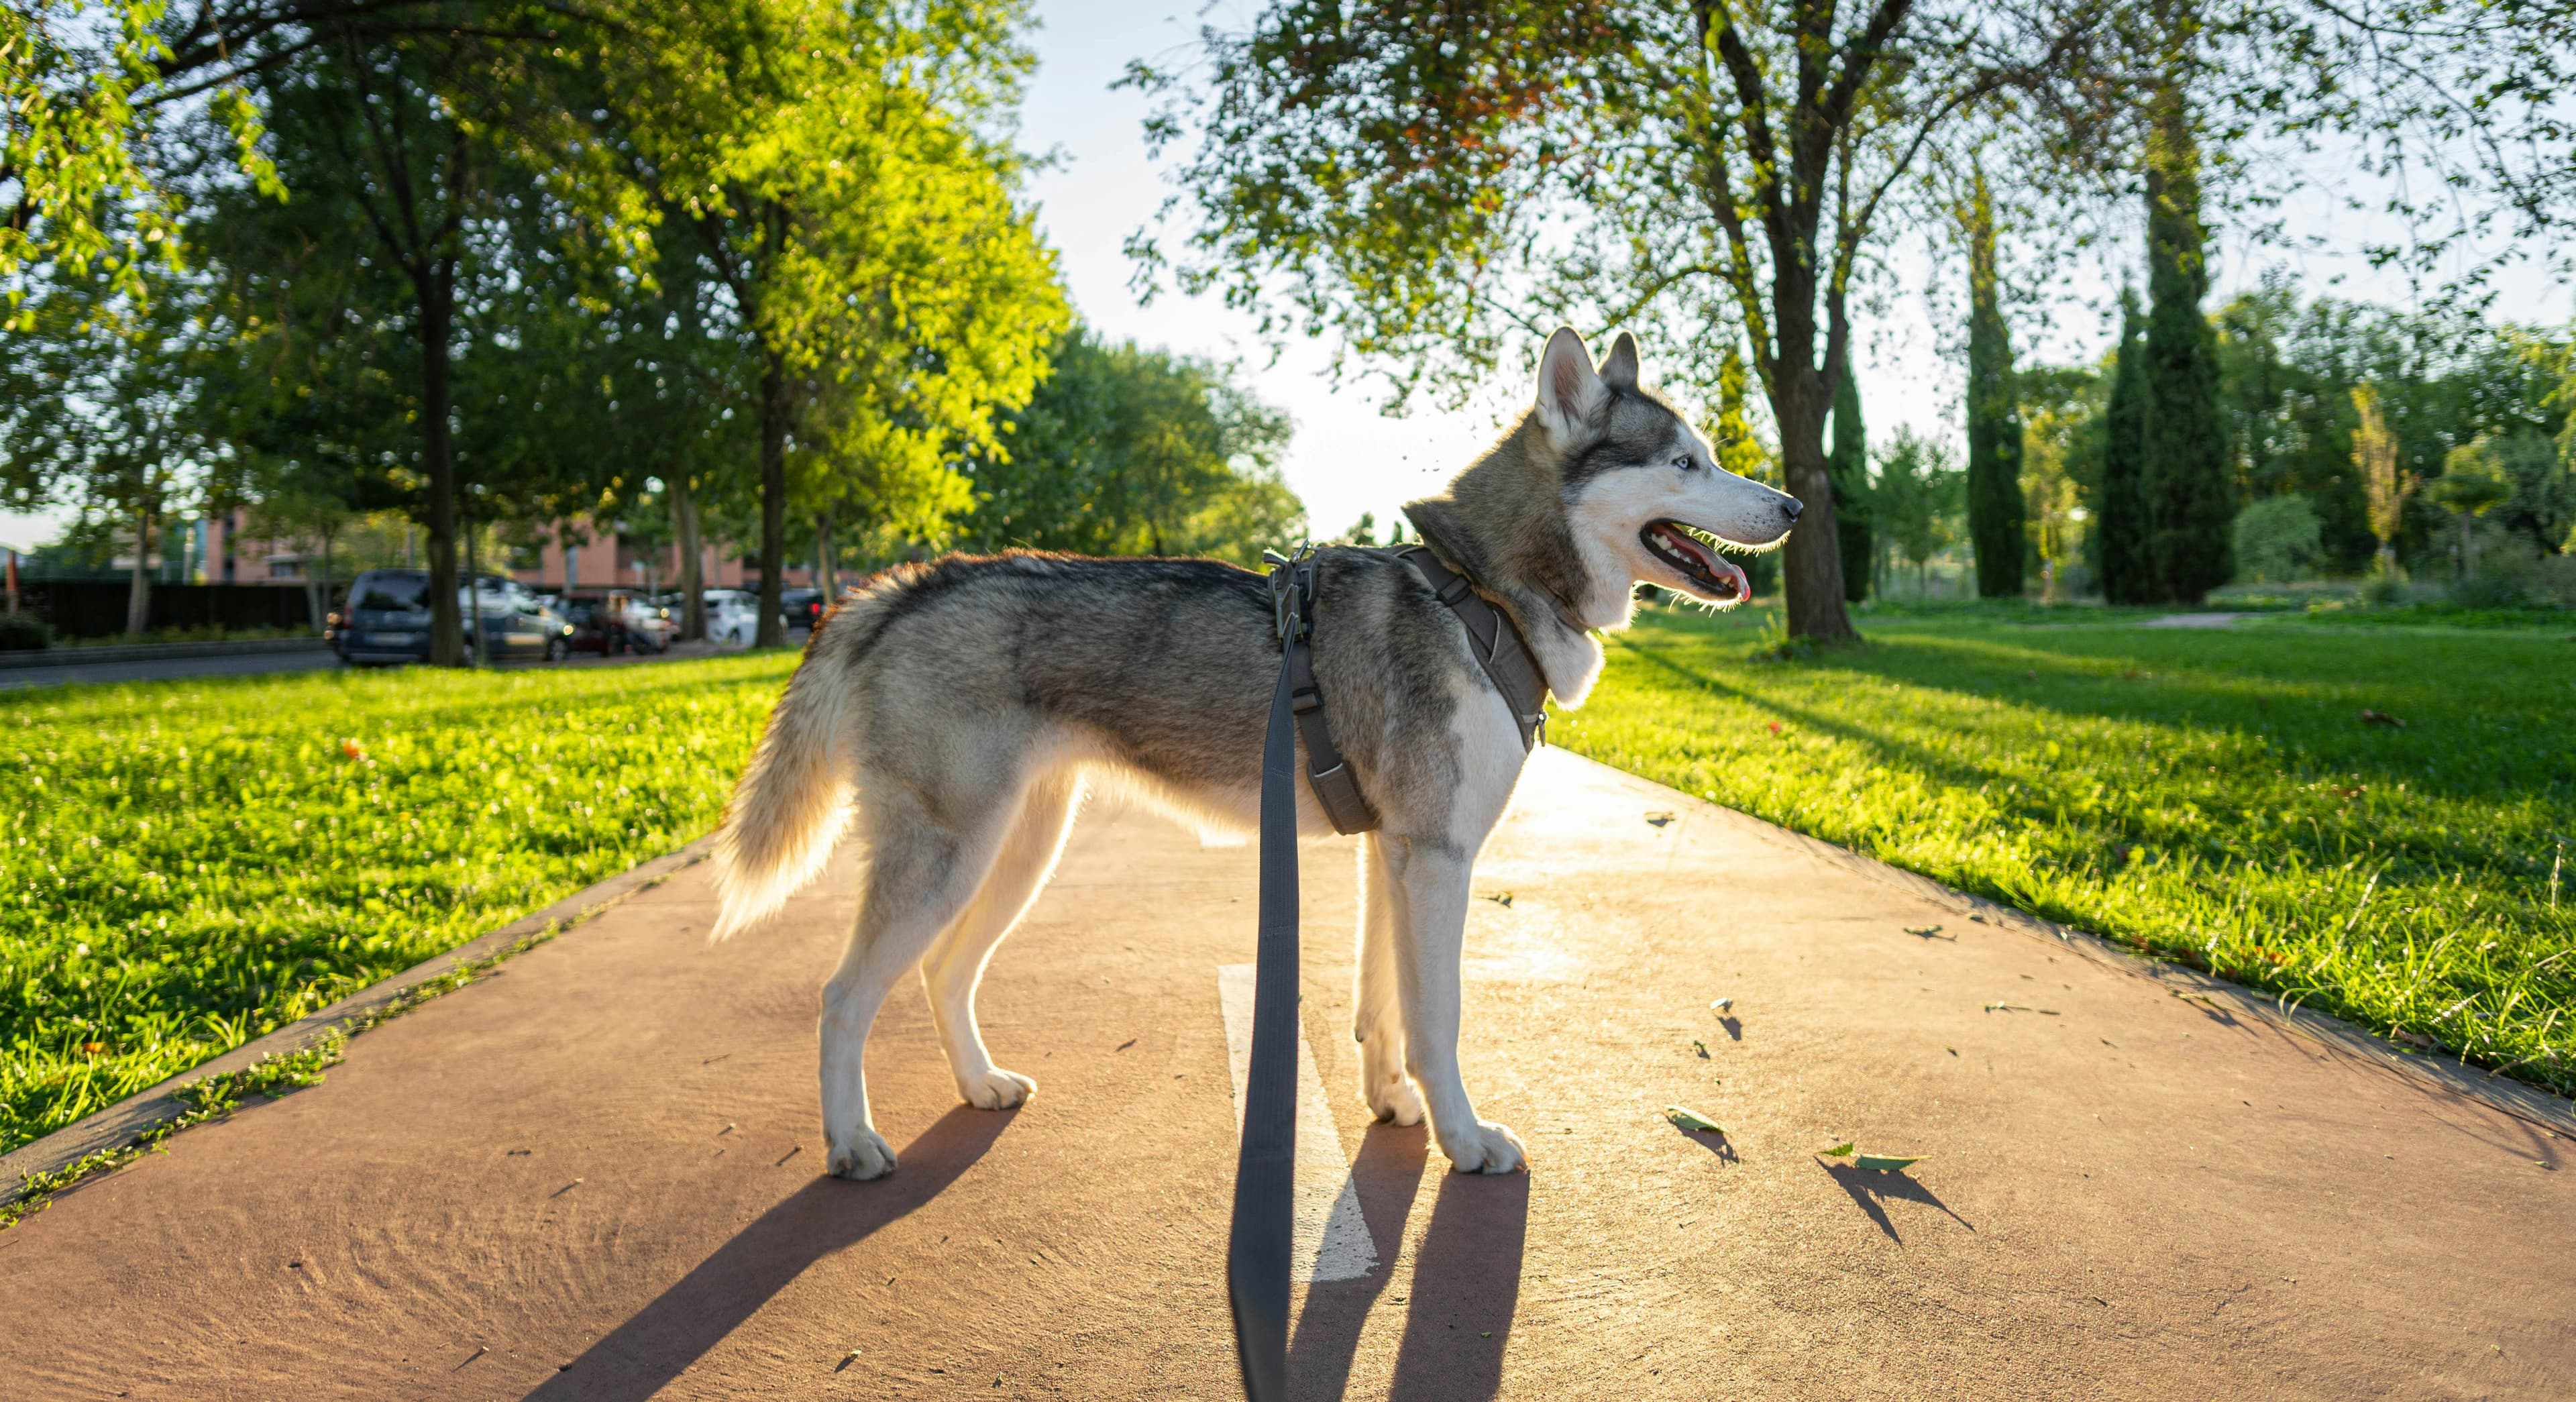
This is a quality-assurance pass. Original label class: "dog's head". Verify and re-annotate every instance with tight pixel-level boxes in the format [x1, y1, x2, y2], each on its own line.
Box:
[1533, 327, 1802, 606]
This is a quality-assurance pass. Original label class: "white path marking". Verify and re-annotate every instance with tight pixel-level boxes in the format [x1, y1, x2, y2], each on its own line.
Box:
[1217, 964, 1379, 1283]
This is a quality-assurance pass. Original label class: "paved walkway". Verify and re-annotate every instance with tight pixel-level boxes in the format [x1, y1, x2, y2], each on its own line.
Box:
[3, 751, 2570, 1399]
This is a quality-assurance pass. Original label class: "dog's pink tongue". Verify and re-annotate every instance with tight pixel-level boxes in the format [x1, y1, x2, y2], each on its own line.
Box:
[1669, 530, 1747, 601]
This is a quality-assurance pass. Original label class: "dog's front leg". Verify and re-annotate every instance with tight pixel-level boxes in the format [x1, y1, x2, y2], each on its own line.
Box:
[1386, 834, 1525, 1173]
[1354, 834, 1424, 1126]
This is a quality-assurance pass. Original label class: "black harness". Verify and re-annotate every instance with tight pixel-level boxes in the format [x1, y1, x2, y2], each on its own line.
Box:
[1228, 537, 1556, 1401]
[1267, 543, 1552, 836]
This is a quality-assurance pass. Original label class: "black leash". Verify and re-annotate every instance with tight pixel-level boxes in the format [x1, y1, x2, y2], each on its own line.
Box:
[1229, 552, 1309, 1401]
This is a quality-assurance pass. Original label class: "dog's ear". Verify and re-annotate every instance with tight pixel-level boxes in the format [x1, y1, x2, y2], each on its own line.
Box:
[1599, 332, 1641, 391]
[1534, 327, 1608, 445]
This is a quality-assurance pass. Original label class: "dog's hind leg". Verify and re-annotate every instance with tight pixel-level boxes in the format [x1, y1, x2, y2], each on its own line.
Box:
[819, 790, 1013, 1181]
[920, 767, 1085, 1112]
[1353, 834, 1424, 1126]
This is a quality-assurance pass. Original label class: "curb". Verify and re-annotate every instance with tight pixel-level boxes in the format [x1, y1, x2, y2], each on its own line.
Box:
[0, 637, 329, 669]
[1624, 761, 2576, 1139]
[1, 836, 714, 1205]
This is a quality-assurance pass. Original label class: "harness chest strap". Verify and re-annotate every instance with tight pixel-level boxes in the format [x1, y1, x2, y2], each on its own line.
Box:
[1270, 546, 1554, 838]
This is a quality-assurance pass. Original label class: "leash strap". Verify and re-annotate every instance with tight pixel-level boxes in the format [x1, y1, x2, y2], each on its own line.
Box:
[1277, 554, 1381, 834]
[1230, 557, 1307, 1401]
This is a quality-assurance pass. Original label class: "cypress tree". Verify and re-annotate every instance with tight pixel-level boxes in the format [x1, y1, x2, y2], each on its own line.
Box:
[1963, 171, 2026, 598]
[2097, 289, 2157, 602]
[1827, 368, 1873, 603]
[2141, 75, 2233, 604]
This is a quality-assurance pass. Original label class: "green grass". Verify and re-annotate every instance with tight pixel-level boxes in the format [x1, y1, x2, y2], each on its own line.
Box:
[1, 653, 794, 1154]
[1556, 602, 2576, 1095]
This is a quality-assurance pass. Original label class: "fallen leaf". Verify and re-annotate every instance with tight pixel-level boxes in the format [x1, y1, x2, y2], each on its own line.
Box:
[1691, 1040, 1709, 1059]
[1645, 811, 1676, 828]
[1766, 720, 1782, 735]
[1822, 1142, 1854, 1157]
[1711, 996, 1733, 1013]
[339, 738, 365, 761]
[1664, 1105, 1724, 1133]
[1479, 891, 1514, 907]
[2359, 708, 2406, 728]
[1856, 1153, 1924, 1173]
[1904, 924, 1946, 938]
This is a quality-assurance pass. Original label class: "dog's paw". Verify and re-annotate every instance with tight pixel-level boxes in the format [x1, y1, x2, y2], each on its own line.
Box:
[826, 1128, 898, 1181]
[1440, 1119, 1527, 1175]
[1365, 1073, 1425, 1127]
[959, 1067, 1036, 1111]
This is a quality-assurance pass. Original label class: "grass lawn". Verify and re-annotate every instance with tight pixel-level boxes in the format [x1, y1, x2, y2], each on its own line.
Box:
[1, 653, 794, 1155]
[1555, 602, 2576, 1096]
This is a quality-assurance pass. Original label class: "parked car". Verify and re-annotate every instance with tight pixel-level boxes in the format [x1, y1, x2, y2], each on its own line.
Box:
[779, 586, 826, 631]
[331, 571, 571, 665]
[561, 591, 675, 655]
[699, 589, 761, 646]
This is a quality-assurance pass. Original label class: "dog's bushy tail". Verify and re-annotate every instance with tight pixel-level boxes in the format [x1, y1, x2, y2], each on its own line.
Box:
[710, 592, 876, 941]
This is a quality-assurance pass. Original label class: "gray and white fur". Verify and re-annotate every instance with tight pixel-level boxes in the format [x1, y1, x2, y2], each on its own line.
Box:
[710, 327, 1801, 1180]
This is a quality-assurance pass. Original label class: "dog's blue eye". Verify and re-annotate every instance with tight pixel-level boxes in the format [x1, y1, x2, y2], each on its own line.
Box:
[1673, 455, 1695, 472]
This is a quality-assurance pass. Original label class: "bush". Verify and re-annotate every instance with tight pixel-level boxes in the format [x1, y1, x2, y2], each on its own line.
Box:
[2231, 495, 2323, 584]
[0, 615, 50, 651]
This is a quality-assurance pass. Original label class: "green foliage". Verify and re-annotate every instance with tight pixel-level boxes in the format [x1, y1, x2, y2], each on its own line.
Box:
[1872, 427, 1966, 595]
[1127, 1, 2118, 639]
[2097, 292, 2159, 604]
[1556, 604, 2576, 1097]
[2143, 81, 2234, 606]
[0, 652, 794, 1154]
[1962, 172, 2026, 599]
[2233, 496, 2325, 583]
[1829, 370, 1872, 604]
[955, 331, 1302, 565]
[0, 617, 50, 652]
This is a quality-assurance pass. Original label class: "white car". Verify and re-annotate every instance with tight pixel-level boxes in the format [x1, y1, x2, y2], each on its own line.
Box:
[700, 590, 761, 647]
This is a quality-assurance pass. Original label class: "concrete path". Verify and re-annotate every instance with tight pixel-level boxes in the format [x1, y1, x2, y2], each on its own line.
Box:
[3, 751, 2571, 1400]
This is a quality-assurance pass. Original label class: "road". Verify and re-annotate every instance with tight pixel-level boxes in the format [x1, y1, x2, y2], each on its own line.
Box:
[2, 750, 2569, 1399]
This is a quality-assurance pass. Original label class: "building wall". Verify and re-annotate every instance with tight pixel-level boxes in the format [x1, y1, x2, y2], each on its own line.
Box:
[513, 530, 812, 596]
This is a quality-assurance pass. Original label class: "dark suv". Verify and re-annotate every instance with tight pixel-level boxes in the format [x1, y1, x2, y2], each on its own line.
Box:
[331, 570, 571, 665]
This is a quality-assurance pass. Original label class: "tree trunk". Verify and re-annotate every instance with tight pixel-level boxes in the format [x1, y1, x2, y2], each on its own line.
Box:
[674, 478, 705, 641]
[125, 503, 154, 635]
[755, 346, 789, 649]
[814, 510, 837, 602]
[1769, 366, 1856, 642]
[421, 266, 465, 666]
[462, 502, 479, 667]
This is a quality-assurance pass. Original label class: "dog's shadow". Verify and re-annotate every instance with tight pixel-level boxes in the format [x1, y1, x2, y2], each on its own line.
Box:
[522, 1108, 1008, 1401]
[1287, 1123, 1529, 1401]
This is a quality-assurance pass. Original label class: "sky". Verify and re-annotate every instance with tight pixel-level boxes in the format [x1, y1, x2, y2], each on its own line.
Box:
[6, 7, 2566, 555]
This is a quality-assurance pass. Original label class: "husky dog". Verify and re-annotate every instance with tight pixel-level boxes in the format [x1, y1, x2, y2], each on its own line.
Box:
[710, 327, 1801, 1180]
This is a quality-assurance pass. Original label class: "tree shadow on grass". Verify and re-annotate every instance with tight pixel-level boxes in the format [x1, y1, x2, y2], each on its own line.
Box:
[524, 1107, 1008, 1401]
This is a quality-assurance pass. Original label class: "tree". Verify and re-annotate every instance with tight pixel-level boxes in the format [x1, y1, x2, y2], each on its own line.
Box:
[1961, 169, 2027, 598]
[1827, 365, 1872, 603]
[1131, 1, 2118, 642]
[606, 0, 1067, 646]
[1872, 425, 1966, 596]
[2096, 290, 2157, 601]
[955, 331, 1302, 565]
[0, 261, 223, 632]
[2140, 60, 2231, 605]
[2353, 383, 2416, 576]
[2430, 441, 2516, 579]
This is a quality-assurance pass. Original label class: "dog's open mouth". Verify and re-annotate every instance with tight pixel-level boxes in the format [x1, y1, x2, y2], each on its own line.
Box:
[1640, 520, 1751, 602]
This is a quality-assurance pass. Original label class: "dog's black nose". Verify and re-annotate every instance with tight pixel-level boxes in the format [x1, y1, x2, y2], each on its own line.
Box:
[1783, 496, 1805, 521]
